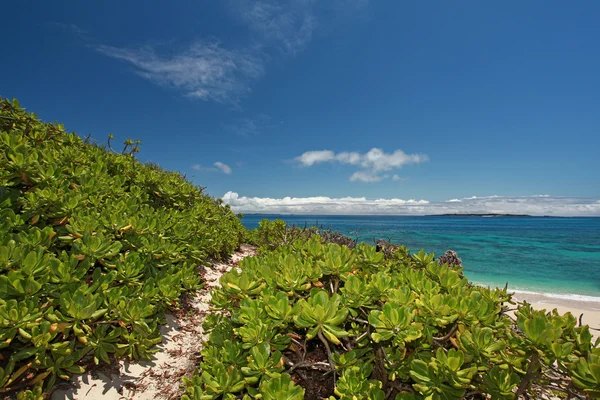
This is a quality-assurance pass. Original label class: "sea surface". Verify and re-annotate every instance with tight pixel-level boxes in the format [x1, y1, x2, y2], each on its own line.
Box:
[241, 215, 600, 301]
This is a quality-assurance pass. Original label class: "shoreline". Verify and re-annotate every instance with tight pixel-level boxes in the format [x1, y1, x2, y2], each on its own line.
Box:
[511, 289, 600, 310]
[471, 279, 600, 305]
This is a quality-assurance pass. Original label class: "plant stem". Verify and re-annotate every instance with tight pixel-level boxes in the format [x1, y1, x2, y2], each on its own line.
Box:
[433, 324, 458, 342]
[317, 330, 336, 383]
[516, 352, 540, 398]
[288, 360, 332, 373]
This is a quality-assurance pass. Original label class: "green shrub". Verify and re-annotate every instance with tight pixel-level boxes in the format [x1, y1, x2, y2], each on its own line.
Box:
[184, 233, 600, 399]
[246, 218, 356, 252]
[0, 98, 245, 396]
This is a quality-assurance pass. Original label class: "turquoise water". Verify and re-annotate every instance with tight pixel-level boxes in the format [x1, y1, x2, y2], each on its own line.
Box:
[241, 215, 600, 300]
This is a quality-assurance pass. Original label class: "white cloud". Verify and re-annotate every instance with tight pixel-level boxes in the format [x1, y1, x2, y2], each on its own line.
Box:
[335, 151, 362, 164]
[214, 162, 232, 174]
[192, 162, 232, 174]
[362, 148, 428, 172]
[296, 150, 336, 166]
[222, 193, 600, 216]
[296, 148, 428, 170]
[295, 147, 428, 183]
[96, 42, 263, 103]
[349, 171, 386, 183]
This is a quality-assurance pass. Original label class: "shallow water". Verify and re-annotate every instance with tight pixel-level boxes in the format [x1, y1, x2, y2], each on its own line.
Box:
[242, 215, 600, 300]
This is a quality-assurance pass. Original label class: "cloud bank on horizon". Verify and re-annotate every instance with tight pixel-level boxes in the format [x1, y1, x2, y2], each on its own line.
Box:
[222, 192, 600, 216]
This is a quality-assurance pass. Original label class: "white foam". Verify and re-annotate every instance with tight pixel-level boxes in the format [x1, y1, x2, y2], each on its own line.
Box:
[470, 281, 600, 304]
[510, 289, 600, 304]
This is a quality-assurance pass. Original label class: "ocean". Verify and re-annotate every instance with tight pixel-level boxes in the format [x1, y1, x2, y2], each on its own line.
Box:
[241, 215, 600, 301]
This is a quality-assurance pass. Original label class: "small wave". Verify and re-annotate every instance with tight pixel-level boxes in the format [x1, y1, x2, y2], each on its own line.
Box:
[510, 289, 600, 304]
[470, 281, 600, 304]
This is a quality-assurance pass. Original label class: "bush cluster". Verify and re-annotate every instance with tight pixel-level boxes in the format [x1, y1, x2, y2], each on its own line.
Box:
[245, 219, 357, 252]
[184, 222, 600, 399]
[0, 98, 245, 397]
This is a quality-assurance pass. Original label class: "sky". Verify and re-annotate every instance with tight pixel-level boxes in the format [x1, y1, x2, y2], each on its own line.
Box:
[1, 1, 599, 215]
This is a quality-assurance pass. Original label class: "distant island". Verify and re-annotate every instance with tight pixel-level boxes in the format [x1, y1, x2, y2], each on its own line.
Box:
[429, 213, 533, 217]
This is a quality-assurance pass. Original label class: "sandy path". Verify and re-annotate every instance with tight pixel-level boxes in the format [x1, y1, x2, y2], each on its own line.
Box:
[51, 244, 256, 400]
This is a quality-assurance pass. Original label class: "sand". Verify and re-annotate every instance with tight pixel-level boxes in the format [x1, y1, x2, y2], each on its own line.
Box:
[51, 244, 256, 400]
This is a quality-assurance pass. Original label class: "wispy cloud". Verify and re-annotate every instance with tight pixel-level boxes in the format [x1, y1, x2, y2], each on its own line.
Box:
[47, 22, 87, 38]
[295, 148, 428, 182]
[234, 0, 370, 54]
[349, 171, 386, 183]
[222, 193, 600, 216]
[95, 1, 368, 103]
[96, 42, 264, 103]
[191, 164, 215, 172]
[225, 113, 272, 136]
[334, 0, 370, 14]
[234, 0, 317, 55]
[214, 161, 233, 174]
[192, 161, 232, 174]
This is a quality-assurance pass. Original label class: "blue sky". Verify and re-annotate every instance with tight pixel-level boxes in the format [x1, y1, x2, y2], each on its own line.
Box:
[2, 1, 599, 215]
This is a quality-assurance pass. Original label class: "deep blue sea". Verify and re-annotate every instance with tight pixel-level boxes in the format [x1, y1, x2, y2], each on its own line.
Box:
[241, 215, 600, 301]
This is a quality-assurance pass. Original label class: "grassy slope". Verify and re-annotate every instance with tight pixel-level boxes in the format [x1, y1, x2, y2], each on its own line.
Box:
[0, 98, 245, 397]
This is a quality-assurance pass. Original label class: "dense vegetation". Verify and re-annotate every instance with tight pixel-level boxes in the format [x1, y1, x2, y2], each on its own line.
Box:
[183, 220, 600, 399]
[1, 99, 599, 399]
[0, 98, 245, 398]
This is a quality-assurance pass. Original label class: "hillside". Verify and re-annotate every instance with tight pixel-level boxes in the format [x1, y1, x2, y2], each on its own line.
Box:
[0, 98, 245, 397]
